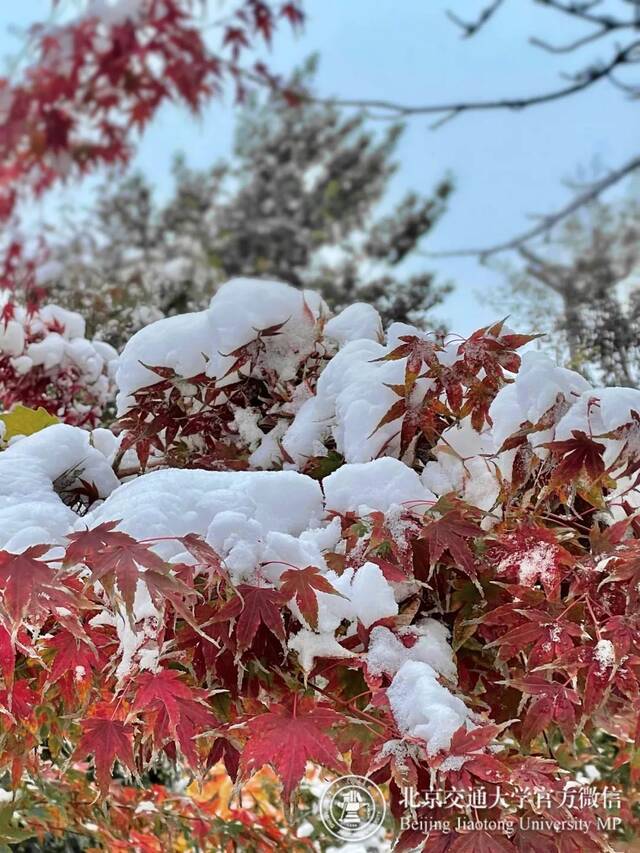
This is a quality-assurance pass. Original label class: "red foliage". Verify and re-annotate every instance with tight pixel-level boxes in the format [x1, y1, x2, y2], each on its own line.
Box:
[0, 0, 304, 221]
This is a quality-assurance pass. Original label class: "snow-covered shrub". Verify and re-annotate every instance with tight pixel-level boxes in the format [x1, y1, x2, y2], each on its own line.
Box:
[3, 277, 640, 850]
[0, 293, 117, 429]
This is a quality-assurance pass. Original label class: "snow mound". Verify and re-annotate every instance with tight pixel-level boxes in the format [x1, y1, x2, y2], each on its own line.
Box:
[0, 424, 119, 552]
[324, 303, 382, 347]
[324, 458, 434, 515]
[0, 296, 117, 424]
[116, 277, 328, 413]
[85, 467, 325, 582]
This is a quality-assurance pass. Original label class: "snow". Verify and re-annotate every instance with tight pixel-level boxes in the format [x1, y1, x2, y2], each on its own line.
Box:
[555, 386, 640, 441]
[350, 562, 398, 628]
[85, 0, 146, 26]
[34, 260, 64, 286]
[324, 303, 383, 347]
[490, 350, 590, 455]
[86, 468, 325, 576]
[594, 638, 615, 670]
[422, 418, 500, 515]
[511, 542, 556, 587]
[39, 305, 86, 340]
[366, 620, 457, 682]
[116, 277, 327, 414]
[387, 660, 470, 755]
[324, 458, 434, 515]
[281, 395, 332, 467]
[288, 630, 355, 672]
[0, 299, 117, 419]
[0, 320, 24, 356]
[303, 339, 405, 463]
[0, 424, 119, 551]
[116, 310, 211, 414]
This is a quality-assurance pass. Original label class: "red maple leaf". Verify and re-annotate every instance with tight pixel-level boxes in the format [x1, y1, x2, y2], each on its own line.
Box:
[488, 525, 573, 596]
[0, 545, 77, 628]
[215, 585, 285, 652]
[240, 698, 346, 800]
[178, 533, 230, 585]
[541, 430, 606, 484]
[46, 629, 100, 698]
[418, 510, 482, 580]
[447, 831, 516, 852]
[278, 566, 344, 630]
[65, 522, 192, 617]
[132, 669, 217, 766]
[72, 715, 135, 796]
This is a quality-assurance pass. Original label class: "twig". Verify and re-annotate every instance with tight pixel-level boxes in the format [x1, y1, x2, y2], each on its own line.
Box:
[446, 0, 505, 38]
[287, 41, 639, 125]
[424, 153, 640, 259]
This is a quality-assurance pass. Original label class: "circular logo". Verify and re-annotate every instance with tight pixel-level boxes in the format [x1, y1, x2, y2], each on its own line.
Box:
[319, 775, 386, 842]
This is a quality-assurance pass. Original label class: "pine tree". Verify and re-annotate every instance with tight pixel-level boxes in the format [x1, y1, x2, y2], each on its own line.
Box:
[49, 59, 453, 346]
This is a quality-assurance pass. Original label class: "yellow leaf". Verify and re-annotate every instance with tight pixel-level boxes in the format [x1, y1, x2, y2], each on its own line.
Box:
[0, 405, 59, 442]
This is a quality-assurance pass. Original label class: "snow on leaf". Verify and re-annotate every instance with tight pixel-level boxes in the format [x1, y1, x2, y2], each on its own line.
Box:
[278, 565, 345, 630]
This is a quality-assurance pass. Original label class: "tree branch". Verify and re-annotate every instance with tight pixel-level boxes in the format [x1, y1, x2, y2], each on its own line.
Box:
[424, 154, 640, 259]
[446, 0, 505, 38]
[295, 41, 638, 124]
[517, 245, 571, 294]
[530, 23, 631, 54]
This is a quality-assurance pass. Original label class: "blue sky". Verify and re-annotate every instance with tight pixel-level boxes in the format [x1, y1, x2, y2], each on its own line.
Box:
[2, 0, 638, 333]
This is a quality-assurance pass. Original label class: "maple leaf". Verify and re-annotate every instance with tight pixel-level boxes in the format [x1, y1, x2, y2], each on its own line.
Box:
[65, 522, 192, 618]
[541, 430, 605, 484]
[214, 585, 285, 652]
[368, 398, 406, 439]
[240, 698, 346, 800]
[279, 566, 345, 630]
[0, 676, 38, 720]
[488, 526, 573, 596]
[72, 716, 135, 796]
[521, 694, 554, 746]
[448, 722, 505, 756]
[0, 546, 77, 629]
[46, 629, 100, 696]
[177, 533, 230, 585]
[132, 669, 217, 766]
[207, 736, 241, 781]
[418, 510, 482, 580]
[0, 625, 14, 689]
[513, 678, 581, 744]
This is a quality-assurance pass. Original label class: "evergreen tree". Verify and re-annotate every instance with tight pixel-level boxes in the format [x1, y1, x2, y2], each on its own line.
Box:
[49, 60, 453, 346]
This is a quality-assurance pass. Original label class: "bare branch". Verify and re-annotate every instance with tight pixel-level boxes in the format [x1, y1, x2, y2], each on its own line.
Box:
[517, 246, 571, 294]
[424, 154, 640, 260]
[535, 0, 621, 29]
[530, 23, 630, 54]
[293, 41, 638, 122]
[446, 0, 505, 38]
